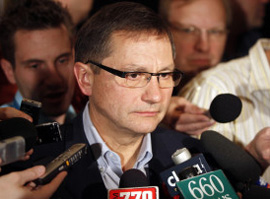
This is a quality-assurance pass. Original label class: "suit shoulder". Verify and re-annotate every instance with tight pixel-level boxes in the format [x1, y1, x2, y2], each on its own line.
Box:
[152, 126, 202, 153]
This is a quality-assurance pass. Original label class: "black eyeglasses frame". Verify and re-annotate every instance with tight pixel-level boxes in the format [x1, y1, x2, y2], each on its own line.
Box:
[85, 60, 184, 82]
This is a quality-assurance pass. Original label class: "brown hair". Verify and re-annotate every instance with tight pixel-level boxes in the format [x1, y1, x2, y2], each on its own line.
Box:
[75, 1, 175, 70]
[0, 0, 74, 67]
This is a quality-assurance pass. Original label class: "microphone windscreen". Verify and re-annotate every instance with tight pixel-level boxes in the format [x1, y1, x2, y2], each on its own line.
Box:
[201, 130, 261, 184]
[0, 117, 37, 151]
[209, 93, 242, 123]
[119, 169, 150, 188]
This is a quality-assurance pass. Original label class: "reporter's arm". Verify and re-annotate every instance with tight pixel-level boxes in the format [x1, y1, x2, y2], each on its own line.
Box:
[0, 107, 32, 122]
[0, 165, 67, 199]
[246, 127, 270, 170]
[163, 96, 215, 135]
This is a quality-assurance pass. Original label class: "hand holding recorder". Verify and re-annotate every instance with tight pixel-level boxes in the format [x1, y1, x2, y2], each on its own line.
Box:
[0, 165, 67, 199]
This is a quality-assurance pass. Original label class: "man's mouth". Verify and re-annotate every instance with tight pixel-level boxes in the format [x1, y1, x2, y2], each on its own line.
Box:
[190, 59, 210, 67]
[134, 111, 160, 117]
[42, 91, 66, 103]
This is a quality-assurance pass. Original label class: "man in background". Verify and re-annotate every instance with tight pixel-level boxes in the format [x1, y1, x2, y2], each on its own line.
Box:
[0, 0, 76, 124]
[179, 39, 270, 182]
[160, 0, 230, 133]
[159, 0, 230, 90]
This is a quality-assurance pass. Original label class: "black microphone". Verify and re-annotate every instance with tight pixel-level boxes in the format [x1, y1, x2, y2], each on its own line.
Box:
[159, 147, 212, 197]
[205, 93, 242, 123]
[200, 130, 270, 199]
[200, 130, 261, 185]
[108, 169, 159, 199]
[0, 117, 37, 165]
[164, 147, 239, 199]
[119, 168, 150, 188]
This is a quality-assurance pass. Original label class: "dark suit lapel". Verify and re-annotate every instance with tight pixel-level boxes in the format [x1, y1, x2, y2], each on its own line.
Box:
[63, 112, 107, 198]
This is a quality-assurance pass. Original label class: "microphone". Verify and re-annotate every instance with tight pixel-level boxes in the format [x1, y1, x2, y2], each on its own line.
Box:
[108, 169, 159, 199]
[160, 147, 238, 198]
[205, 93, 242, 123]
[119, 168, 150, 188]
[0, 117, 37, 166]
[35, 122, 62, 145]
[159, 147, 212, 197]
[200, 130, 270, 198]
[34, 143, 88, 185]
[0, 118, 64, 166]
[200, 130, 261, 184]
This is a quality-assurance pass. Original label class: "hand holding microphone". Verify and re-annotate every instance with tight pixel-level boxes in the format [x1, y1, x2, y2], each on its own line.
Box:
[0, 107, 35, 170]
[0, 107, 33, 122]
[163, 96, 215, 135]
[164, 94, 242, 136]
[0, 107, 67, 199]
[246, 127, 270, 170]
[0, 116, 64, 166]
[0, 117, 38, 166]
[0, 165, 67, 199]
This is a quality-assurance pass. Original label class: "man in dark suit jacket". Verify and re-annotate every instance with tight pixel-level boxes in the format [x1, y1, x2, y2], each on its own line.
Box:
[47, 111, 201, 198]
[33, 2, 200, 198]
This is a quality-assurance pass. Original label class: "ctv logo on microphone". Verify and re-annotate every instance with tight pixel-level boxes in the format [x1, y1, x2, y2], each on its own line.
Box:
[167, 163, 204, 187]
[160, 154, 211, 197]
[108, 186, 159, 199]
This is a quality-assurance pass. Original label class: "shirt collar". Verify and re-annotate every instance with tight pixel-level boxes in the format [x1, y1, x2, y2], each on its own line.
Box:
[82, 102, 153, 171]
[14, 91, 24, 109]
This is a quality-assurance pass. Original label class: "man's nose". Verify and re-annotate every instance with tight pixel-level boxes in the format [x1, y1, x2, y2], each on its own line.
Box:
[44, 64, 64, 84]
[195, 31, 210, 52]
[142, 76, 162, 104]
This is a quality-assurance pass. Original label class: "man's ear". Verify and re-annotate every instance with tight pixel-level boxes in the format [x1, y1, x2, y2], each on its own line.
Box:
[1, 59, 16, 84]
[74, 62, 94, 96]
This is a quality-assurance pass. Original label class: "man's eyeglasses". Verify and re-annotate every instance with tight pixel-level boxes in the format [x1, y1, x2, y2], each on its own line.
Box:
[170, 24, 228, 41]
[85, 60, 183, 88]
